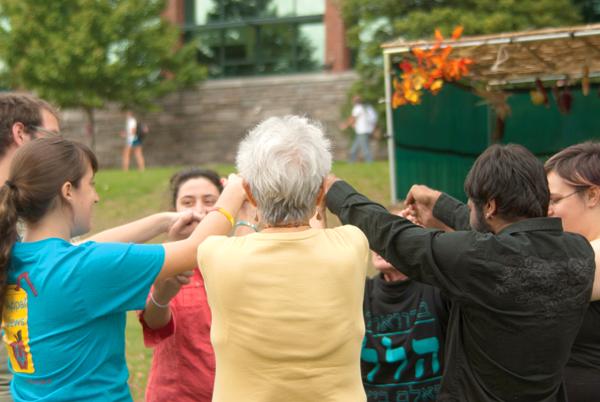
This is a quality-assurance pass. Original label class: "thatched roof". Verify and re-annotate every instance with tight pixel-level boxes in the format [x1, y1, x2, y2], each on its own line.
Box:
[382, 24, 600, 87]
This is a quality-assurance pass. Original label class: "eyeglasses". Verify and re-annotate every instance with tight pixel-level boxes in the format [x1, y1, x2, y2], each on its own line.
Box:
[30, 125, 61, 138]
[549, 188, 585, 206]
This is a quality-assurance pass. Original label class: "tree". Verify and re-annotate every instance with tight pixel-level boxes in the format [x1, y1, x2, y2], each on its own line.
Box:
[0, 0, 206, 149]
[193, 0, 319, 76]
[572, 0, 600, 22]
[341, 0, 583, 116]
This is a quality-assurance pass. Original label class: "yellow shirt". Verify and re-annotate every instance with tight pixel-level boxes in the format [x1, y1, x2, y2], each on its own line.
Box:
[198, 226, 369, 402]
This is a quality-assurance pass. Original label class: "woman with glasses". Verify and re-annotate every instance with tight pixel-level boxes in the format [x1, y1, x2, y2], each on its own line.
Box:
[545, 142, 600, 402]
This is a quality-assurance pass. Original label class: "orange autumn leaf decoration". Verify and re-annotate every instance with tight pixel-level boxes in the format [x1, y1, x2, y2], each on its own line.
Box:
[392, 26, 473, 108]
[451, 26, 464, 40]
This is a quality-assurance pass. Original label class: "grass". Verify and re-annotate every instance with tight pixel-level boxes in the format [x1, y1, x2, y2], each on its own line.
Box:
[91, 161, 391, 401]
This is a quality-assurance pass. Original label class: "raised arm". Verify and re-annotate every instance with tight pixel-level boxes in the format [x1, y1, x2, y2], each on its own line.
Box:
[158, 175, 246, 281]
[406, 184, 470, 231]
[82, 212, 188, 244]
[326, 179, 477, 297]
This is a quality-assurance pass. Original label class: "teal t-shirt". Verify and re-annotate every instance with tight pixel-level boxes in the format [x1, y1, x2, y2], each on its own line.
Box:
[3, 238, 164, 401]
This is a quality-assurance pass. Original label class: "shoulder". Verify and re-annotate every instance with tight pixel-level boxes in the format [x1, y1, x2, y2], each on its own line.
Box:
[74, 241, 165, 269]
[11, 238, 72, 267]
[328, 224, 367, 241]
[325, 225, 369, 255]
[197, 235, 231, 262]
[77, 240, 162, 253]
[197, 235, 231, 253]
[197, 235, 236, 279]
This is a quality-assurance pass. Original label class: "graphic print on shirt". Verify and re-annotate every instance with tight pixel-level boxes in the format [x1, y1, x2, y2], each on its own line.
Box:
[2, 272, 38, 373]
[362, 300, 442, 402]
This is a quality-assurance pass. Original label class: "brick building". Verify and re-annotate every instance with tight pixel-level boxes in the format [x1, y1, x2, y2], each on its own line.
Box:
[63, 0, 359, 167]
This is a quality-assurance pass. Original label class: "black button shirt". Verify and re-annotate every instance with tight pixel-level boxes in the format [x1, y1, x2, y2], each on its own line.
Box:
[327, 181, 595, 402]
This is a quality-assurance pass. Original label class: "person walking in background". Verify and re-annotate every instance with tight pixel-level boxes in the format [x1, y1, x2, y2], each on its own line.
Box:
[122, 110, 146, 172]
[341, 95, 377, 163]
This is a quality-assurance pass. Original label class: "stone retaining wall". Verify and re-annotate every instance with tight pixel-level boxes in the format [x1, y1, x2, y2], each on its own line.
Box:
[60, 71, 385, 168]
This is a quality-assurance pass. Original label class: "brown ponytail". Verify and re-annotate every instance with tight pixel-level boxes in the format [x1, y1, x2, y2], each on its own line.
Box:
[0, 137, 97, 311]
[0, 183, 20, 311]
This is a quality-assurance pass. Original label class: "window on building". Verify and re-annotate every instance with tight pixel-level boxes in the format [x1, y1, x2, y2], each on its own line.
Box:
[183, 0, 325, 77]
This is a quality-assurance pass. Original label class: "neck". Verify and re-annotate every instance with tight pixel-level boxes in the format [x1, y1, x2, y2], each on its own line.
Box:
[261, 222, 311, 233]
[490, 216, 524, 234]
[382, 270, 408, 282]
[581, 211, 600, 242]
[23, 207, 72, 242]
[588, 230, 600, 243]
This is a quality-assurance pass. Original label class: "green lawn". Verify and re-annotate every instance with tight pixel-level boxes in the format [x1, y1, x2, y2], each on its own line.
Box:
[91, 161, 391, 401]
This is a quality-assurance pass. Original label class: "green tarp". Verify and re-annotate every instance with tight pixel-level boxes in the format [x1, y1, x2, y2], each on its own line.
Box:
[393, 84, 600, 201]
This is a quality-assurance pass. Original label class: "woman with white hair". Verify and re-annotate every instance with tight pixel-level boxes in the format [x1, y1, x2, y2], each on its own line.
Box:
[198, 115, 369, 402]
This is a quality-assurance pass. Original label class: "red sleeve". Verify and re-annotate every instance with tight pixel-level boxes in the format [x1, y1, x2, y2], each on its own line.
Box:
[137, 309, 176, 347]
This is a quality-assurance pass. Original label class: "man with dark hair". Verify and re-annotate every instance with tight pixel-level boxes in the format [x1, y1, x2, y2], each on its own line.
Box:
[0, 93, 59, 401]
[325, 143, 595, 402]
[0, 93, 60, 184]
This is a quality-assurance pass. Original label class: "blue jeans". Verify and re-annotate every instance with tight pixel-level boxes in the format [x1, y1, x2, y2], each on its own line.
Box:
[349, 133, 372, 162]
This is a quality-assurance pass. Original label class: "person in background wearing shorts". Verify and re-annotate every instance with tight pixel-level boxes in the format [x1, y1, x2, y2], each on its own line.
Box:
[122, 110, 146, 172]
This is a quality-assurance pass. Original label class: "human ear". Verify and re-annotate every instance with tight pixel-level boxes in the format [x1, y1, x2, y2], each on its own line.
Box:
[484, 199, 497, 219]
[314, 181, 326, 208]
[585, 186, 600, 208]
[242, 180, 257, 207]
[61, 181, 73, 203]
[11, 122, 29, 146]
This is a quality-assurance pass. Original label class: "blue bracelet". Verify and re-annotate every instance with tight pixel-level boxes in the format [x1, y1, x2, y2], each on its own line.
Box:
[234, 220, 259, 232]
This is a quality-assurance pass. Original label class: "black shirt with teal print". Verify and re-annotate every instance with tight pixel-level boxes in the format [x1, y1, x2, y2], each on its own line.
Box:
[327, 181, 595, 402]
[362, 274, 449, 402]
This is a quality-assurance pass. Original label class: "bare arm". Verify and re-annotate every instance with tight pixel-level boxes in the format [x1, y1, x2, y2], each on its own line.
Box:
[339, 115, 356, 131]
[142, 271, 193, 329]
[81, 212, 186, 244]
[158, 175, 246, 281]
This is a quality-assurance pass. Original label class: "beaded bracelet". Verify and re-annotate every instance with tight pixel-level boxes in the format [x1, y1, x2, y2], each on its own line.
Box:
[234, 220, 259, 232]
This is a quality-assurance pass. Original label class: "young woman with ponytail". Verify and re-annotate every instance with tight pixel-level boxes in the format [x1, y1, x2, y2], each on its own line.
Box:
[0, 137, 246, 401]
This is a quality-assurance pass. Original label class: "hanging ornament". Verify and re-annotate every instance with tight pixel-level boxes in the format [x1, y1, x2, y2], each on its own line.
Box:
[582, 65, 590, 96]
[533, 78, 549, 107]
[530, 89, 545, 105]
[555, 81, 573, 115]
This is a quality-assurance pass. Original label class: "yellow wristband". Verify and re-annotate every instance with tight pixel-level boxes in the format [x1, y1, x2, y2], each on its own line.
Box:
[215, 207, 235, 227]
